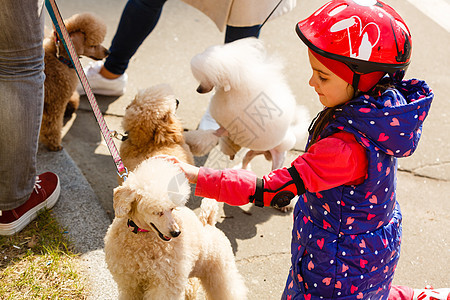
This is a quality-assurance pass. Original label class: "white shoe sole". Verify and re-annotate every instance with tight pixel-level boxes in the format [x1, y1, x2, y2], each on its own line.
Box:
[0, 176, 61, 236]
[78, 87, 126, 97]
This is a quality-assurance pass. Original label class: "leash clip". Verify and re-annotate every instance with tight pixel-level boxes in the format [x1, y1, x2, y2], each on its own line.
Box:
[117, 167, 128, 182]
[110, 130, 128, 141]
[55, 39, 60, 58]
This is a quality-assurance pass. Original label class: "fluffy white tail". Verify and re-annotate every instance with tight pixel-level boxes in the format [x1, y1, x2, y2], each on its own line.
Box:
[198, 198, 219, 226]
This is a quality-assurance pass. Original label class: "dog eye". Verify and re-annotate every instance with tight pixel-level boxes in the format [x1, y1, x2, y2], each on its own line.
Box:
[154, 211, 164, 217]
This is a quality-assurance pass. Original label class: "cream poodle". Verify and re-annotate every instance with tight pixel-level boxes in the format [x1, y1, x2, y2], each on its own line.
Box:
[119, 84, 194, 178]
[189, 38, 309, 170]
[40, 13, 109, 151]
[104, 158, 248, 299]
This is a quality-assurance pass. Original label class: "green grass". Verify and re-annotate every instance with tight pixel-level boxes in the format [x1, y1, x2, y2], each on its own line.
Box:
[0, 209, 87, 299]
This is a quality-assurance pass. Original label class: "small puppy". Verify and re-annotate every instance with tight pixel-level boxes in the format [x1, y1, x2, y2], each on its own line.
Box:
[104, 158, 248, 299]
[119, 84, 194, 179]
[40, 13, 109, 151]
[190, 38, 309, 170]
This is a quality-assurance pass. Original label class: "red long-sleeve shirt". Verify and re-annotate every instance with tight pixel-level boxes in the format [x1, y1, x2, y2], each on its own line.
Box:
[195, 131, 368, 206]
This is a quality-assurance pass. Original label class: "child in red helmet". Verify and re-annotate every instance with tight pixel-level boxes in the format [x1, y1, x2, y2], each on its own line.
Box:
[161, 0, 448, 299]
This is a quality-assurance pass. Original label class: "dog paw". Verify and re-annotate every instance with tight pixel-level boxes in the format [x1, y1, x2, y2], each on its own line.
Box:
[183, 129, 219, 156]
[46, 144, 63, 152]
[64, 103, 77, 118]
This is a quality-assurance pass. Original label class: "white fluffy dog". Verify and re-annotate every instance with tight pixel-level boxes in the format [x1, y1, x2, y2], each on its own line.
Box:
[104, 158, 247, 299]
[189, 38, 309, 170]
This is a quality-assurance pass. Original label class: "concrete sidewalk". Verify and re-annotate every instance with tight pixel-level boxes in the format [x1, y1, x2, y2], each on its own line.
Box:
[36, 147, 118, 299]
[38, 0, 450, 299]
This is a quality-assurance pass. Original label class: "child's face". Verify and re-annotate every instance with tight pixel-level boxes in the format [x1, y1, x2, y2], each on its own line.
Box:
[308, 51, 354, 108]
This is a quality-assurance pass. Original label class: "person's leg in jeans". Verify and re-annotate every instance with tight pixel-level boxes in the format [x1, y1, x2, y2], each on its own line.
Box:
[0, 0, 60, 236]
[224, 24, 261, 44]
[104, 0, 167, 76]
[0, 0, 45, 208]
[79, 0, 167, 96]
[104, 1, 258, 76]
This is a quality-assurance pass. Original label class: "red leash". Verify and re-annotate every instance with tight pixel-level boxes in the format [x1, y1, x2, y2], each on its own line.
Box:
[45, 0, 128, 181]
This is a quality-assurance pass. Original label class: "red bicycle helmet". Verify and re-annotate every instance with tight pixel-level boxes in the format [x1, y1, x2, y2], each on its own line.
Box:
[296, 0, 412, 92]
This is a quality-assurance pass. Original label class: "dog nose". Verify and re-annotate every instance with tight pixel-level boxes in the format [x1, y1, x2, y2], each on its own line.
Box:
[170, 230, 181, 238]
[196, 85, 204, 93]
[196, 84, 213, 94]
[105, 49, 111, 56]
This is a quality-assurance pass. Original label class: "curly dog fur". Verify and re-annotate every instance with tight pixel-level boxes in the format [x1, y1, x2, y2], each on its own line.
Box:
[40, 13, 109, 151]
[190, 38, 309, 170]
[119, 84, 194, 176]
[104, 158, 247, 299]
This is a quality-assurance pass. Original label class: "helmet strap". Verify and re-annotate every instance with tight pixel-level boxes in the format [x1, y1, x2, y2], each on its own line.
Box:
[352, 73, 361, 92]
[389, 70, 406, 85]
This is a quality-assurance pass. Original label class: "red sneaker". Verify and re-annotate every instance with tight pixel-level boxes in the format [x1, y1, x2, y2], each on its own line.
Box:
[414, 286, 450, 300]
[0, 172, 60, 236]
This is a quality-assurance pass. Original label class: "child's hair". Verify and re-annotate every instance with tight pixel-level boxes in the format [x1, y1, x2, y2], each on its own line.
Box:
[306, 79, 394, 151]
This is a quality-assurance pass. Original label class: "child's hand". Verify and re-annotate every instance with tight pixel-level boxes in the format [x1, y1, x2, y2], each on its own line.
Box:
[154, 155, 199, 184]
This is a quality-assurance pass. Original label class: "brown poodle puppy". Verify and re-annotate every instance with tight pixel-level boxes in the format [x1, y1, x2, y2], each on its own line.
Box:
[119, 84, 194, 178]
[40, 13, 109, 151]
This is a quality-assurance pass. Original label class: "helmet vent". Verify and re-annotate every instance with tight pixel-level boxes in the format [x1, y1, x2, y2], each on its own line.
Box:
[353, 0, 377, 6]
[395, 20, 409, 35]
[314, 1, 333, 16]
[329, 4, 348, 16]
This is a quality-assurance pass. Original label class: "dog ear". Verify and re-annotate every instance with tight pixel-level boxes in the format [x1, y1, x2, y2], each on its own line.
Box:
[113, 185, 135, 218]
[69, 31, 85, 56]
[154, 115, 183, 145]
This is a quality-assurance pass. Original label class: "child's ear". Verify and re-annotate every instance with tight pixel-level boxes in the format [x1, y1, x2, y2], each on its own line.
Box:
[113, 185, 135, 217]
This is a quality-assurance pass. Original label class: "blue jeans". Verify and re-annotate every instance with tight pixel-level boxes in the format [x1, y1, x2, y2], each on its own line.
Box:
[0, 0, 45, 209]
[104, 0, 261, 75]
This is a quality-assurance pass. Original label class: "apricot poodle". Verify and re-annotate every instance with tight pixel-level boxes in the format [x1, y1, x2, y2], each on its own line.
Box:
[119, 84, 194, 177]
[104, 158, 247, 299]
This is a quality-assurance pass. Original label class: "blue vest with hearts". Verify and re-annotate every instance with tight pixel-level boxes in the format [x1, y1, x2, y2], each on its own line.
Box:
[282, 79, 433, 300]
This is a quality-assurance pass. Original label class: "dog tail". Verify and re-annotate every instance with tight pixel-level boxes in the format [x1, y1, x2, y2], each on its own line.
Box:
[198, 198, 219, 226]
[291, 105, 311, 150]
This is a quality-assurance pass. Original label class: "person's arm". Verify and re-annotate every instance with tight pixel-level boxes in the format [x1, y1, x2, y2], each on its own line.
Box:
[195, 167, 259, 206]
[195, 166, 304, 207]
[164, 131, 368, 207]
[291, 131, 368, 193]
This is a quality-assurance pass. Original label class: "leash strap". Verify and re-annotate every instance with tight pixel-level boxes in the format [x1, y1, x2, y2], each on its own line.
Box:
[259, 0, 285, 31]
[45, 0, 128, 180]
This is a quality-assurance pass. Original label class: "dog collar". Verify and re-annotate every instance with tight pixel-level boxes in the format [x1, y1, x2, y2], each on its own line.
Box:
[127, 219, 149, 234]
[54, 32, 74, 68]
[57, 56, 74, 68]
